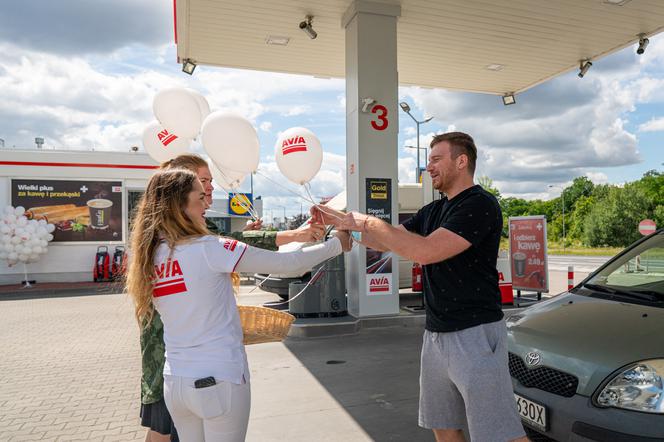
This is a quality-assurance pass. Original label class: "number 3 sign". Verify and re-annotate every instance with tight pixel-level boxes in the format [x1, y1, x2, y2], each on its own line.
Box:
[370, 104, 388, 131]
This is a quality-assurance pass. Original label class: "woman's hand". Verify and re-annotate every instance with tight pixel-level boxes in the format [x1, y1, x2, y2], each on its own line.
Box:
[334, 230, 353, 252]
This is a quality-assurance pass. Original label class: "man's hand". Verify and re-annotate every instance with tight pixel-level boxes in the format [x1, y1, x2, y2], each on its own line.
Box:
[311, 204, 346, 227]
[339, 212, 371, 232]
[243, 219, 263, 231]
[296, 222, 325, 242]
[334, 230, 353, 252]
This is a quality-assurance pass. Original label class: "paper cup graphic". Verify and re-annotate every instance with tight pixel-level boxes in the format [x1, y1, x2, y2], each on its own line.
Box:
[513, 252, 527, 277]
[87, 199, 113, 230]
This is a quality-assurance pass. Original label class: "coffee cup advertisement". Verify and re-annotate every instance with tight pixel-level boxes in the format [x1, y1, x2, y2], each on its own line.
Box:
[11, 179, 123, 242]
[508, 216, 548, 292]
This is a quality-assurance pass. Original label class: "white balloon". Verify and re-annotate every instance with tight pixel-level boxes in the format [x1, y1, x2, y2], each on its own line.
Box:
[17, 217, 27, 226]
[275, 127, 324, 185]
[39, 240, 48, 247]
[28, 254, 39, 262]
[14, 206, 25, 217]
[47, 234, 54, 241]
[8, 251, 17, 260]
[202, 112, 260, 175]
[32, 246, 43, 254]
[187, 89, 211, 122]
[5, 214, 16, 224]
[153, 87, 203, 139]
[7, 259, 17, 266]
[4, 206, 14, 215]
[46, 224, 55, 233]
[18, 254, 28, 262]
[208, 159, 246, 191]
[142, 121, 192, 164]
[38, 219, 47, 226]
[11, 236, 21, 245]
[25, 224, 36, 233]
[0, 225, 10, 234]
[37, 227, 47, 237]
[0, 251, 7, 259]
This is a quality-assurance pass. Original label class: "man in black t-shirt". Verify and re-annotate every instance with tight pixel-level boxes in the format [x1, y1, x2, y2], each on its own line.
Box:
[314, 132, 527, 442]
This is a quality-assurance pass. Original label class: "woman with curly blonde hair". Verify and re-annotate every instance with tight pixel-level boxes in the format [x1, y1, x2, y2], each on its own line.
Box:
[127, 168, 349, 441]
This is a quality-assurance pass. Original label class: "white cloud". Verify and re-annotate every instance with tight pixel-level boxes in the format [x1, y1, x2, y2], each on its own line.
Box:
[585, 172, 608, 184]
[282, 105, 311, 117]
[259, 121, 272, 132]
[638, 117, 664, 132]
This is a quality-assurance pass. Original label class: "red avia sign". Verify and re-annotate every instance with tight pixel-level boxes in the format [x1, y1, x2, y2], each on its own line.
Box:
[639, 219, 656, 236]
[281, 136, 307, 155]
[369, 276, 390, 293]
[157, 129, 178, 147]
[153, 259, 187, 297]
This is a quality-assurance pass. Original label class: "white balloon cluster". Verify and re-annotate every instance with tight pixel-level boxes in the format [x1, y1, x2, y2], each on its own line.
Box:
[143, 88, 211, 163]
[144, 87, 324, 195]
[0, 206, 55, 267]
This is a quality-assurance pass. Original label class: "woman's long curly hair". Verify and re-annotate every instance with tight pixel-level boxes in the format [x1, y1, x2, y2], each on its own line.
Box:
[125, 169, 209, 326]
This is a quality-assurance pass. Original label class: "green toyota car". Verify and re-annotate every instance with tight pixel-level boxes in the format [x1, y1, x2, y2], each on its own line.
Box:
[507, 229, 664, 441]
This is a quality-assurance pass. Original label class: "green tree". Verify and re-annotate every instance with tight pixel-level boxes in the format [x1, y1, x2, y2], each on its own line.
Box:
[583, 185, 652, 247]
[477, 175, 501, 199]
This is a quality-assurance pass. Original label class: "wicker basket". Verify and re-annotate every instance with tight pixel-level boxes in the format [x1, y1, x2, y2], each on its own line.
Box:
[238, 305, 295, 345]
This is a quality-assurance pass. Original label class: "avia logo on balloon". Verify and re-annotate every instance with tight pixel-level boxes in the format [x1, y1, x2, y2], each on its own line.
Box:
[281, 136, 308, 155]
[157, 129, 178, 147]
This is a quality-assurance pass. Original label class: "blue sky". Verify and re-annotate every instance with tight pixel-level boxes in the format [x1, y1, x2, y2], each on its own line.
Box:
[0, 0, 662, 219]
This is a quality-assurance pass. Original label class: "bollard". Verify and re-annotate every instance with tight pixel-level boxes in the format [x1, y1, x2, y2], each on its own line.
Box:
[568, 265, 574, 290]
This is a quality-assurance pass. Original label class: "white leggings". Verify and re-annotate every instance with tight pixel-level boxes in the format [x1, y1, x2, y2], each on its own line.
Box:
[164, 375, 251, 442]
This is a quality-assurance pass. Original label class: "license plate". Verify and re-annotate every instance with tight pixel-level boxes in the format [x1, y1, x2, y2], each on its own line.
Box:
[514, 393, 547, 430]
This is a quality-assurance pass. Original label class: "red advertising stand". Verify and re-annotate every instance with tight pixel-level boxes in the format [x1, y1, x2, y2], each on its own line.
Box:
[509, 216, 549, 300]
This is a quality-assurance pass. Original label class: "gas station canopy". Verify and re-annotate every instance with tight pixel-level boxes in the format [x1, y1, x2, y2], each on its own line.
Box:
[175, 0, 664, 95]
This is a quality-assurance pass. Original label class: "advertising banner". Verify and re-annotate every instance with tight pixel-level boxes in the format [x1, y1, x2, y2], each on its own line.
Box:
[509, 216, 548, 292]
[11, 179, 123, 243]
[365, 178, 393, 295]
[228, 193, 253, 217]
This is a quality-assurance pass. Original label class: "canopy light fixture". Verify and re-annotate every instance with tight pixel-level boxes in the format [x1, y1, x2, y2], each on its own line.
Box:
[578, 60, 592, 78]
[637, 35, 649, 55]
[266, 35, 290, 46]
[182, 59, 196, 75]
[299, 15, 317, 40]
[502, 94, 516, 106]
[485, 64, 505, 71]
[603, 0, 632, 5]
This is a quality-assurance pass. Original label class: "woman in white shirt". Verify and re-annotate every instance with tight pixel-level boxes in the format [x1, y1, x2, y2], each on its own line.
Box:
[126, 169, 350, 442]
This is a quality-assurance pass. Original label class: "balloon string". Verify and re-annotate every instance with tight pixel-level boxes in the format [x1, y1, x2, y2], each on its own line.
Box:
[254, 170, 317, 205]
[212, 166, 260, 220]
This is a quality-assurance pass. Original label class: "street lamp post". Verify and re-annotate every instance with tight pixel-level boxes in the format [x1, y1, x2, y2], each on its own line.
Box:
[549, 185, 566, 254]
[276, 206, 287, 228]
[399, 102, 433, 182]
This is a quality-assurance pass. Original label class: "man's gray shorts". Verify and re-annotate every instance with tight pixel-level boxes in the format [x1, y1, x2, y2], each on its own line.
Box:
[419, 320, 525, 442]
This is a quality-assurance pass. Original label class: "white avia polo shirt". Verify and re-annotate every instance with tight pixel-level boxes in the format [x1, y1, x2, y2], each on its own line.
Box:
[152, 235, 249, 385]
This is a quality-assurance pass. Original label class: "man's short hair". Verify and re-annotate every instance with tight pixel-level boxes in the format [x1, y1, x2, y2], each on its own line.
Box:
[160, 153, 208, 173]
[430, 132, 477, 175]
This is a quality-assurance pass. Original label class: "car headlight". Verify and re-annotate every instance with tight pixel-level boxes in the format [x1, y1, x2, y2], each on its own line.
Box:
[596, 360, 664, 413]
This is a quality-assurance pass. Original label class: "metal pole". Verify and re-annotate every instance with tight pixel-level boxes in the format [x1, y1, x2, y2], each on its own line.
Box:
[562, 190, 566, 255]
[416, 121, 420, 182]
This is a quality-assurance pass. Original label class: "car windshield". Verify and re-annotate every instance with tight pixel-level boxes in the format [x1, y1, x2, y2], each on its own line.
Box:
[583, 232, 664, 304]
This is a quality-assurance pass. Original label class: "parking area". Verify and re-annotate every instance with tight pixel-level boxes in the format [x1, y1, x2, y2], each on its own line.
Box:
[0, 270, 582, 441]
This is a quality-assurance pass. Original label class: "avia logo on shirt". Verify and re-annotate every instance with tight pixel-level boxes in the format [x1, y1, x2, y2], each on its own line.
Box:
[157, 129, 178, 147]
[281, 136, 307, 155]
[153, 259, 188, 297]
[369, 276, 390, 292]
[223, 239, 238, 252]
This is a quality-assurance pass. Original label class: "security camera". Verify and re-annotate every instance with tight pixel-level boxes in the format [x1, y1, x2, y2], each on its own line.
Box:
[361, 97, 376, 113]
[578, 60, 592, 78]
[637, 36, 649, 55]
[299, 15, 317, 39]
[130, 146, 139, 152]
